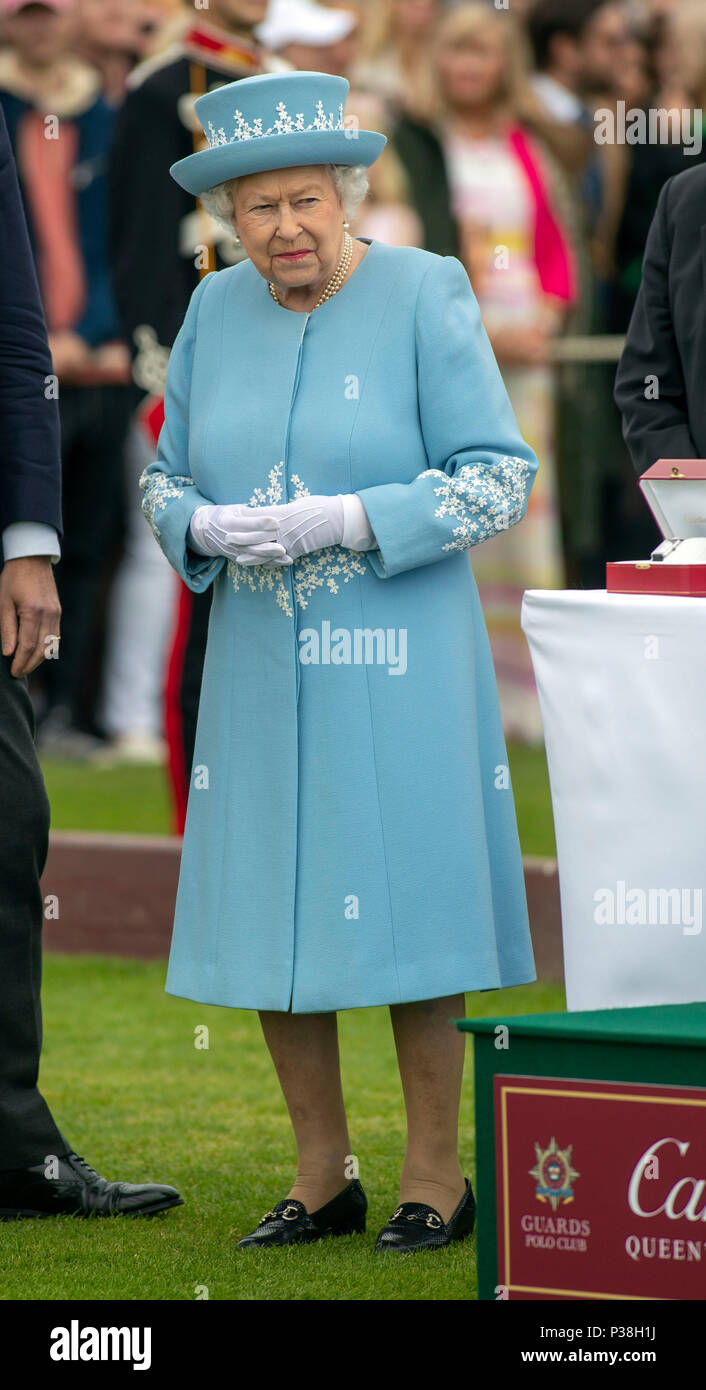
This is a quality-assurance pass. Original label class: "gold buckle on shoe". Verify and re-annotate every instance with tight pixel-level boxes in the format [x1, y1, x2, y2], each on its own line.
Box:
[426, 1213, 443, 1229]
[281, 1204, 300, 1220]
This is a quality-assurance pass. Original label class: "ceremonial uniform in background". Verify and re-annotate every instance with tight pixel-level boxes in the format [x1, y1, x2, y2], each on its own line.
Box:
[109, 20, 288, 827]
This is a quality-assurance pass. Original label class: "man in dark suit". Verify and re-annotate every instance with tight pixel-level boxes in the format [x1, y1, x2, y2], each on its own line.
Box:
[614, 164, 706, 474]
[0, 104, 181, 1218]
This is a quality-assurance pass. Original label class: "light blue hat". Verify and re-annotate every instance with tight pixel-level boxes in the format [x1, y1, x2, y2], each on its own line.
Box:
[170, 70, 387, 196]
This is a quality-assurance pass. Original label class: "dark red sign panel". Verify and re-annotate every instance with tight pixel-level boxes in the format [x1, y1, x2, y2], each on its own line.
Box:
[494, 1075, 706, 1300]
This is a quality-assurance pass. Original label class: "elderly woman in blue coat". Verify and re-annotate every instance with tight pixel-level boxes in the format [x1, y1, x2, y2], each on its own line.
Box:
[140, 70, 538, 1254]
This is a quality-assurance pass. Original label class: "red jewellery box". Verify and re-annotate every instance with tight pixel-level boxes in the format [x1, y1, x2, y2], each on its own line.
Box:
[606, 458, 706, 596]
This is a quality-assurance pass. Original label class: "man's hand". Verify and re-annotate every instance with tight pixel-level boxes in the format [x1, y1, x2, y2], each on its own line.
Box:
[47, 330, 92, 382]
[0, 557, 61, 677]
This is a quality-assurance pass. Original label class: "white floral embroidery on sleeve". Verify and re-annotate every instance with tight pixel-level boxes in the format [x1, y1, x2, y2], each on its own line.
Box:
[139, 467, 195, 542]
[427, 455, 533, 553]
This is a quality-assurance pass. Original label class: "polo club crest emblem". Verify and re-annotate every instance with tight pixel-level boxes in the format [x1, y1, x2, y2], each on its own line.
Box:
[529, 1137, 580, 1211]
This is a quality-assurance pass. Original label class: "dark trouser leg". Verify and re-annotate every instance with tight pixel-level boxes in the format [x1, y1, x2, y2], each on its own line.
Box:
[180, 585, 211, 782]
[0, 653, 69, 1168]
[165, 584, 211, 833]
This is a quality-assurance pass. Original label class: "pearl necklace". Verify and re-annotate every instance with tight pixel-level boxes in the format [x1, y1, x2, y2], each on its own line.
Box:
[268, 231, 354, 310]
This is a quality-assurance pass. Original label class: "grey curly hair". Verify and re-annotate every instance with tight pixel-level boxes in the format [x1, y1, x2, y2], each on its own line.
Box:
[199, 164, 369, 234]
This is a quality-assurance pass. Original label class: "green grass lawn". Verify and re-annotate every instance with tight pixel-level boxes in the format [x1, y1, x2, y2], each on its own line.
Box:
[0, 956, 564, 1301]
[40, 742, 556, 857]
[40, 760, 173, 836]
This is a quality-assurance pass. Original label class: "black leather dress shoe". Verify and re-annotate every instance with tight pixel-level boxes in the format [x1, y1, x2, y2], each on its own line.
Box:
[0, 1153, 183, 1219]
[374, 1178, 476, 1252]
[237, 1178, 367, 1248]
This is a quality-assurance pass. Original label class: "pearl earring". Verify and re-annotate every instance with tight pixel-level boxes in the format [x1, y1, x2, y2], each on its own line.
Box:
[343, 221, 350, 229]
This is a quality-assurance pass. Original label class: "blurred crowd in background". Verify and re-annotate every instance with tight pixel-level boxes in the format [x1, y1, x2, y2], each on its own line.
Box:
[2, 0, 703, 775]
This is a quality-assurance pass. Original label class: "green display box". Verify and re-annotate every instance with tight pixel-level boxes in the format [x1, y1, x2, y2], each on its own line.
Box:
[457, 1003, 706, 1301]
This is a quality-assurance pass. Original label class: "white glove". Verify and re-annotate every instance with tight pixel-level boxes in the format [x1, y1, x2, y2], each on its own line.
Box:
[340, 493, 377, 552]
[255, 494, 345, 560]
[190, 494, 376, 567]
[189, 504, 292, 566]
[252, 493, 376, 560]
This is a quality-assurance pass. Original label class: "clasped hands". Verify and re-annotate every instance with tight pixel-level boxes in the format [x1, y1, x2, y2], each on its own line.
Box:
[190, 494, 364, 566]
[190, 496, 344, 565]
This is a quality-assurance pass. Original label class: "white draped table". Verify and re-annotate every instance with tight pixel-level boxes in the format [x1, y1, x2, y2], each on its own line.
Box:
[521, 589, 706, 1010]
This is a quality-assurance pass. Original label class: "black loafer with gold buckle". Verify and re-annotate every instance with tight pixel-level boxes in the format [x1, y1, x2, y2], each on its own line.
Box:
[374, 1178, 476, 1253]
[236, 1178, 367, 1248]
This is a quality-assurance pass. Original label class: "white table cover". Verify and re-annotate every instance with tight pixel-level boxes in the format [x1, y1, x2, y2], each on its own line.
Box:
[521, 589, 706, 1010]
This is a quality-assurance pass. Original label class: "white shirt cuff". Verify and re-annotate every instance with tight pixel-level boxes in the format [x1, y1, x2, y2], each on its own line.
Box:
[340, 493, 376, 551]
[2, 523, 61, 564]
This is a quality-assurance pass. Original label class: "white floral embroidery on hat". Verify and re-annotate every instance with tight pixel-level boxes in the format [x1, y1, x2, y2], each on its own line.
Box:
[206, 98, 345, 149]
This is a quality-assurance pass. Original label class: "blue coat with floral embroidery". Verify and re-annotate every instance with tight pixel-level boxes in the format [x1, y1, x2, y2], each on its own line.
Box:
[140, 239, 538, 1013]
